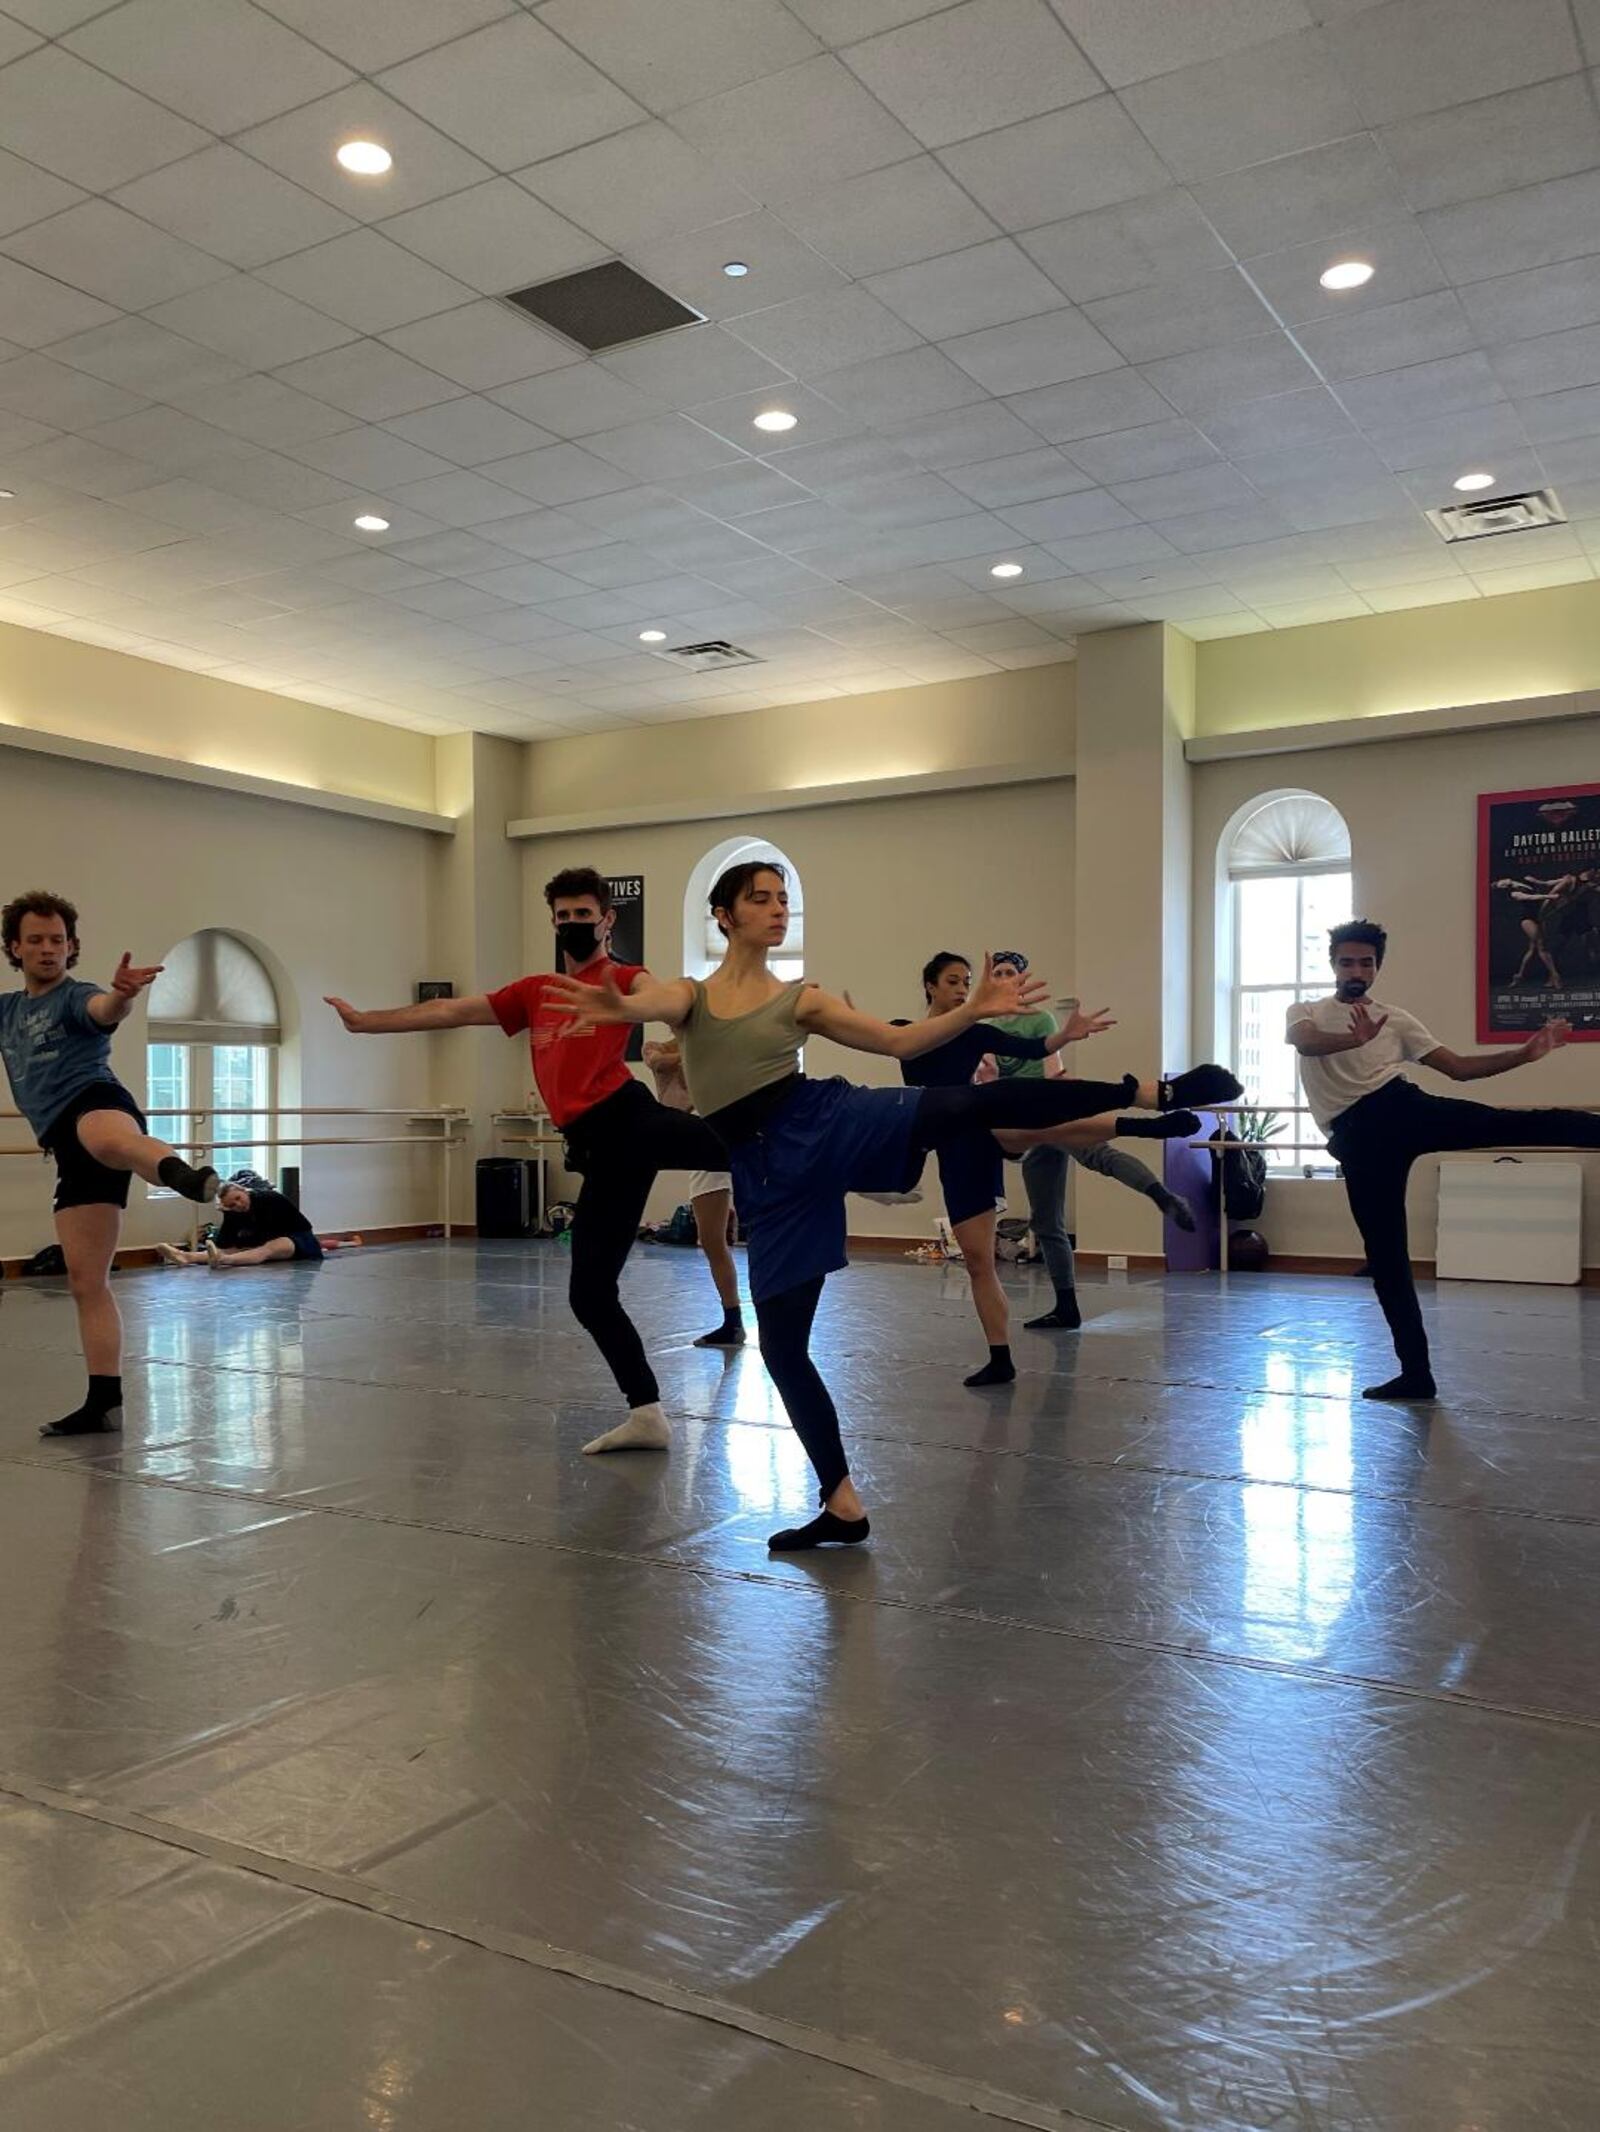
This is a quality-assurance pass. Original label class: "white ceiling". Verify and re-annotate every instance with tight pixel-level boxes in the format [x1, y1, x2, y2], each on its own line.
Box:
[2, 0, 1600, 740]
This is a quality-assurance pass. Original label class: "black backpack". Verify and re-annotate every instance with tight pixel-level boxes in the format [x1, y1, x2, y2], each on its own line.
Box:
[20, 1243, 67, 1277]
[1209, 1129, 1267, 1221]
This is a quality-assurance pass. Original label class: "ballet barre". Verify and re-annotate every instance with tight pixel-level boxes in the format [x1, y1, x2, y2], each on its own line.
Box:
[1, 1104, 470, 1239]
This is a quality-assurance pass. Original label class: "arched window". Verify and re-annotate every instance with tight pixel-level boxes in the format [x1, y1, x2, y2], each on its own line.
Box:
[1220, 792, 1352, 1172]
[684, 834, 805, 982]
[147, 930, 284, 1186]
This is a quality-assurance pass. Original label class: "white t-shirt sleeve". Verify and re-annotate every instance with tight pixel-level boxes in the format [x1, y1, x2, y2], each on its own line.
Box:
[1393, 1008, 1439, 1061]
[1285, 1000, 1314, 1032]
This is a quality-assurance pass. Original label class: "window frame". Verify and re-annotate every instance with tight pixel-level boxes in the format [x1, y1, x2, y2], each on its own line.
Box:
[146, 1039, 280, 1198]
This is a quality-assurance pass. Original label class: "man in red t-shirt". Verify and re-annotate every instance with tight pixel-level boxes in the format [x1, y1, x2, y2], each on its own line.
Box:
[327, 866, 728, 1452]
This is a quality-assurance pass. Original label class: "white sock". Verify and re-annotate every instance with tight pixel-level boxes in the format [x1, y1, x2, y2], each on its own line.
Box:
[582, 1402, 671, 1454]
[205, 1239, 224, 1267]
[156, 1242, 187, 1266]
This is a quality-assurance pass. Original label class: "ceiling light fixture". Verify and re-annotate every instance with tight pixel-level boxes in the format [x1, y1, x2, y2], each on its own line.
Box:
[1319, 258, 1374, 291]
[722, 261, 749, 278]
[990, 561, 1024, 578]
[1453, 470, 1496, 492]
[0, 488, 14, 499]
[353, 512, 390, 532]
[336, 139, 392, 175]
[639, 628, 667, 643]
[753, 409, 797, 433]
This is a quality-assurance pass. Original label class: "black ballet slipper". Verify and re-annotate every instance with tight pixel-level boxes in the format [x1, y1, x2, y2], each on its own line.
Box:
[1115, 1110, 1201, 1140]
[768, 1510, 871, 1551]
[1363, 1372, 1437, 1404]
[1159, 1065, 1243, 1110]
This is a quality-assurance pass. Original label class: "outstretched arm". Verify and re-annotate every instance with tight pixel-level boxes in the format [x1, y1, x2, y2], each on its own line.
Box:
[1287, 1002, 1389, 1058]
[800, 956, 1048, 1059]
[1422, 1020, 1572, 1082]
[544, 968, 695, 1031]
[326, 993, 500, 1033]
[87, 953, 163, 1028]
[1046, 1005, 1116, 1052]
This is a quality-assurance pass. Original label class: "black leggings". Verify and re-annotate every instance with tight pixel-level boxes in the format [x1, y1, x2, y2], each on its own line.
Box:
[564, 1080, 728, 1407]
[1330, 1078, 1600, 1375]
[754, 1072, 1140, 1498]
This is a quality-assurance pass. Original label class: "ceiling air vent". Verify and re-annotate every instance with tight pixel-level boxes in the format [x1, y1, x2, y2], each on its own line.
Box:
[501, 261, 703, 353]
[1426, 488, 1567, 542]
[655, 640, 764, 673]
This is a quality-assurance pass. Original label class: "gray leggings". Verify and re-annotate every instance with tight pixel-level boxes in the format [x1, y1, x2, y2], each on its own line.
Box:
[1019, 1141, 1159, 1295]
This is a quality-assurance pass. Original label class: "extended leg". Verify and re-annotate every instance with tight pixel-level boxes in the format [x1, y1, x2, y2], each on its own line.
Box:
[208, 1238, 298, 1267]
[1411, 1088, 1600, 1157]
[1019, 1145, 1080, 1330]
[44, 1204, 125, 1437]
[567, 1158, 667, 1451]
[754, 1275, 869, 1549]
[75, 1110, 219, 1203]
[1074, 1138, 1196, 1230]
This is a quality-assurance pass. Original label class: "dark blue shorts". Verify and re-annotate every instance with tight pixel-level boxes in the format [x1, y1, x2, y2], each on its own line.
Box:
[936, 1138, 1004, 1228]
[290, 1232, 324, 1263]
[727, 1076, 923, 1303]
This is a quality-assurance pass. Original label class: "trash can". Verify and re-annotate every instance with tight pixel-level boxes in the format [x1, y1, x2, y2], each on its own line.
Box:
[476, 1157, 531, 1238]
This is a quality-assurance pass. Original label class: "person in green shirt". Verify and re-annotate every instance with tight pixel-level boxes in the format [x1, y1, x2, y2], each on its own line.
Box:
[985, 950, 1196, 1330]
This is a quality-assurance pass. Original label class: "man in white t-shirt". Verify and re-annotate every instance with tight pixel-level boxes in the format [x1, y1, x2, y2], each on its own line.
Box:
[1288, 918, 1598, 1403]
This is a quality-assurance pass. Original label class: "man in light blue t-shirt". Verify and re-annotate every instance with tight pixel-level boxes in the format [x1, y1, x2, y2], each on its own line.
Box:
[1, 889, 222, 1438]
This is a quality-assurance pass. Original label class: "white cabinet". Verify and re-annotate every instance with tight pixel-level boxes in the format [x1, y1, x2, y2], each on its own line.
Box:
[1435, 1159, 1584, 1285]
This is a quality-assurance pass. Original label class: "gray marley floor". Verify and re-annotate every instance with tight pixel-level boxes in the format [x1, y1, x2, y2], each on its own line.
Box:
[0, 1240, 1597, 2132]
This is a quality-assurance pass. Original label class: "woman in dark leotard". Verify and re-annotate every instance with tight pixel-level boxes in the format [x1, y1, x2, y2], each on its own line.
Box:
[894, 951, 1121, 1388]
[547, 861, 1240, 1553]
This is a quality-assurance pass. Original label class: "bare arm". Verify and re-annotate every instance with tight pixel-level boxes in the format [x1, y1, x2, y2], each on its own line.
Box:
[1421, 1020, 1571, 1082]
[326, 993, 500, 1033]
[800, 957, 1048, 1059]
[1287, 1002, 1389, 1058]
[543, 969, 695, 1031]
[87, 953, 162, 1028]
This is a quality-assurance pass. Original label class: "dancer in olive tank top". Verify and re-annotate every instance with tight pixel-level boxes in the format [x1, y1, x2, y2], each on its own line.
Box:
[547, 860, 1240, 1551]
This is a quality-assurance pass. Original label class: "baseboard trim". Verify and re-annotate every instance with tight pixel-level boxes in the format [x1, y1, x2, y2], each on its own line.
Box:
[1, 1221, 474, 1278]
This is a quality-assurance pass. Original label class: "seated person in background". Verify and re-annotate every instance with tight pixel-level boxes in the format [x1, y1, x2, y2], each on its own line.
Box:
[157, 1180, 345, 1269]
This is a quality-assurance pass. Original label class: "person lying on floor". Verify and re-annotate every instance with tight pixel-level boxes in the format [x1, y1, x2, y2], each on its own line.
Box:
[156, 1181, 351, 1269]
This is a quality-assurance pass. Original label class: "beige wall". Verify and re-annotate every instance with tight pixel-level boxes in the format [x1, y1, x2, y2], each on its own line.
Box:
[0, 620, 438, 813]
[522, 664, 1076, 821]
[1, 748, 442, 1258]
[1195, 580, 1600, 738]
[519, 776, 1077, 1236]
[1193, 713, 1600, 1267]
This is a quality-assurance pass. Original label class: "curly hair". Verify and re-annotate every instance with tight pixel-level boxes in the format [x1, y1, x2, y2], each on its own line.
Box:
[1328, 918, 1387, 966]
[3, 890, 81, 972]
[543, 866, 613, 911]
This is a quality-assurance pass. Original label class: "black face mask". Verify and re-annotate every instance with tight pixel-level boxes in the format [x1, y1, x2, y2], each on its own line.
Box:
[556, 920, 603, 964]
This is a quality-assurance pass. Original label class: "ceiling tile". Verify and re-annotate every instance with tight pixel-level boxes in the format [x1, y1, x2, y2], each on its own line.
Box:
[672, 55, 921, 195]
[1018, 190, 1228, 305]
[687, 380, 864, 451]
[381, 398, 556, 466]
[1336, 349, 1505, 428]
[784, 0, 954, 34]
[236, 86, 494, 221]
[1422, 170, 1600, 283]
[0, 353, 142, 428]
[272, 341, 464, 420]
[1048, 0, 1313, 85]
[259, 229, 475, 335]
[583, 413, 743, 482]
[388, 527, 527, 574]
[113, 146, 357, 272]
[725, 287, 922, 374]
[938, 97, 1168, 230]
[1140, 332, 1315, 414]
[169, 375, 353, 447]
[880, 401, 1042, 468]
[0, 146, 85, 238]
[1488, 324, 1600, 401]
[145, 276, 357, 369]
[1191, 135, 1409, 259]
[599, 326, 791, 408]
[65, 0, 353, 135]
[253, 0, 516, 71]
[1243, 215, 1447, 324]
[1364, 397, 1527, 469]
[1066, 418, 1218, 482]
[1110, 462, 1258, 520]
[381, 179, 602, 297]
[998, 486, 1138, 539]
[1457, 258, 1600, 349]
[1321, 0, 1579, 125]
[490, 365, 666, 437]
[940, 447, 1091, 504]
[463, 557, 597, 602]
[1084, 268, 1274, 363]
[476, 441, 638, 505]
[667, 461, 813, 515]
[771, 158, 999, 279]
[516, 123, 755, 253]
[1378, 75, 1600, 216]
[866, 240, 1063, 340]
[1005, 365, 1173, 438]
[750, 434, 914, 493]
[383, 302, 579, 393]
[536, 0, 820, 113]
[626, 213, 845, 324]
[0, 48, 209, 191]
[1201, 387, 1356, 454]
[3, 199, 229, 310]
[1359, 577, 1479, 610]
[1117, 30, 1363, 181]
[843, 0, 1101, 149]
[0, 253, 117, 347]
[940, 308, 1122, 393]
[1295, 288, 1476, 379]
[1159, 500, 1300, 550]
[385, 469, 538, 526]
[1518, 384, 1600, 444]
[377, 15, 644, 170]
[287, 426, 457, 488]
[0, 433, 164, 499]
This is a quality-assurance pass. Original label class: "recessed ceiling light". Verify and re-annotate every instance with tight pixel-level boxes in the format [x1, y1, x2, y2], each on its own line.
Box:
[1453, 470, 1496, 492]
[990, 561, 1024, 579]
[722, 261, 749, 278]
[1319, 258, 1374, 291]
[753, 409, 798, 433]
[336, 139, 392, 175]
[0, 488, 14, 500]
[353, 513, 390, 532]
[639, 628, 668, 643]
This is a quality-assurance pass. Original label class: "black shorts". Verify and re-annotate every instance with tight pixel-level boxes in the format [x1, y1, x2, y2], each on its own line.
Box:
[39, 1082, 147, 1213]
[936, 1136, 1004, 1228]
